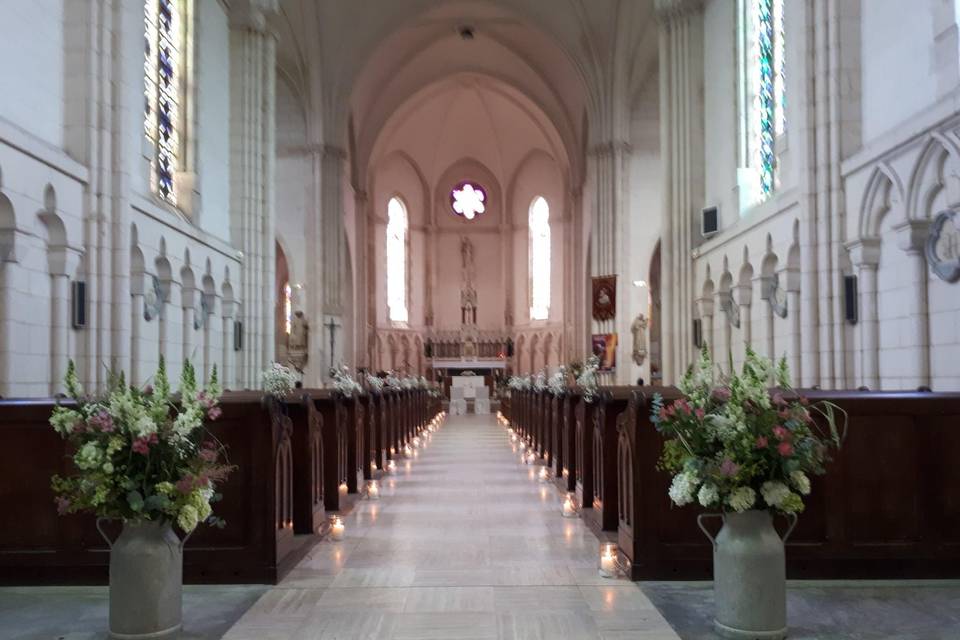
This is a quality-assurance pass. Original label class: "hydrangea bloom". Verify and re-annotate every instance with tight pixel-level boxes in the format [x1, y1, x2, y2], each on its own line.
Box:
[727, 486, 756, 512]
[668, 471, 699, 506]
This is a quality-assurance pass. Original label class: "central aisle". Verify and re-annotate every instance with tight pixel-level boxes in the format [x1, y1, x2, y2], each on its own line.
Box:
[224, 413, 680, 640]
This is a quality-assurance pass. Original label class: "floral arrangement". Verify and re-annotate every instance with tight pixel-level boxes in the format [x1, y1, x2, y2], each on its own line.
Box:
[49, 360, 233, 533]
[365, 374, 385, 394]
[401, 377, 416, 390]
[532, 371, 547, 392]
[652, 346, 844, 515]
[384, 374, 402, 389]
[418, 376, 429, 389]
[547, 367, 567, 396]
[261, 362, 297, 398]
[330, 365, 363, 397]
[507, 375, 531, 391]
[575, 355, 601, 403]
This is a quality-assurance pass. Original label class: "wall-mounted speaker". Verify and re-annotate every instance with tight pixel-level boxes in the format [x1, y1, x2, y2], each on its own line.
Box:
[844, 275, 858, 324]
[233, 320, 243, 351]
[701, 206, 719, 238]
[71, 281, 86, 328]
[693, 318, 703, 348]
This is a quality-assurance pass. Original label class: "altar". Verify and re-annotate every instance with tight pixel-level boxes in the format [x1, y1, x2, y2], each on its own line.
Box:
[448, 374, 492, 415]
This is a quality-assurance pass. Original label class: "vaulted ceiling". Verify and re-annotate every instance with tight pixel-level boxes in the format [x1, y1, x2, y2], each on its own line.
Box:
[271, 0, 659, 184]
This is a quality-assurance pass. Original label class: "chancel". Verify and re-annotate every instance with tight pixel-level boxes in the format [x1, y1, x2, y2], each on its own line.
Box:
[1, 0, 959, 639]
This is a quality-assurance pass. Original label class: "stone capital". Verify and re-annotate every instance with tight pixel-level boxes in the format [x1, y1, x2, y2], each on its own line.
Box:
[229, 0, 279, 34]
[733, 283, 753, 307]
[654, 0, 704, 24]
[776, 266, 801, 293]
[587, 140, 632, 158]
[696, 296, 714, 318]
[895, 220, 932, 253]
[845, 237, 882, 267]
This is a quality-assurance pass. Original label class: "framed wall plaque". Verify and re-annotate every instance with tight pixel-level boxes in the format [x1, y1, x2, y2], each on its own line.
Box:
[592, 275, 617, 321]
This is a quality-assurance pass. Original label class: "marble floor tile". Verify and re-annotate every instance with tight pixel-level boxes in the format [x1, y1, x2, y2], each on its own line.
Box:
[224, 414, 680, 640]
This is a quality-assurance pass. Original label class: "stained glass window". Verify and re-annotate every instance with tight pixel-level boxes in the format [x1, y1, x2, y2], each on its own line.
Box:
[387, 197, 409, 323]
[450, 181, 486, 221]
[529, 197, 551, 321]
[740, 0, 785, 207]
[144, 0, 182, 206]
[284, 283, 293, 334]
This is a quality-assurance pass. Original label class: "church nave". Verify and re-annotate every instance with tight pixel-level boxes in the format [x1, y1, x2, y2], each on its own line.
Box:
[222, 414, 679, 640]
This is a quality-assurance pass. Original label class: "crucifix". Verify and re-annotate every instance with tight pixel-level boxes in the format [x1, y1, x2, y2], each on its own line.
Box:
[324, 317, 340, 370]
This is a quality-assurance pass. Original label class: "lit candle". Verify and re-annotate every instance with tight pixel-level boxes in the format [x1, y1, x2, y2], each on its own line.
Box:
[387, 460, 397, 474]
[339, 482, 348, 494]
[538, 467, 549, 483]
[599, 543, 617, 578]
[404, 445, 413, 458]
[412, 436, 421, 448]
[368, 480, 380, 500]
[562, 494, 577, 518]
[330, 516, 345, 541]
[519, 441, 526, 451]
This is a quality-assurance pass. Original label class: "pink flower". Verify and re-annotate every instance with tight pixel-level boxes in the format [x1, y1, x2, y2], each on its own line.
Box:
[719, 459, 740, 477]
[144, 385, 154, 395]
[755, 436, 769, 449]
[695, 408, 705, 420]
[778, 441, 794, 457]
[772, 392, 786, 406]
[199, 447, 218, 463]
[176, 477, 195, 494]
[55, 496, 71, 515]
[658, 407, 668, 421]
[132, 438, 151, 455]
[778, 409, 791, 420]
[207, 406, 222, 421]
[88, 411, 114, 433]
[712, 388, 731, 402]
[772, 426, 791, 441]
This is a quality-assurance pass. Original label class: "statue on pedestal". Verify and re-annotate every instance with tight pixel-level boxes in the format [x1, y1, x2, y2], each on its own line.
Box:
[287, 310, 309, 372]
[630, 313, 648, 366]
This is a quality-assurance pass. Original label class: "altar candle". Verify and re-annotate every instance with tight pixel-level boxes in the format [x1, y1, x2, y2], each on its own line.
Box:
[562, 494, 577, 518]
[599, 543, 617, 578]
[330, 517, 345, 541]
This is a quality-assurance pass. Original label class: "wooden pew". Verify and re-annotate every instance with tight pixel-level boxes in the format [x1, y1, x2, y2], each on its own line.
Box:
[583, 387, 632, 535]
[615, 387, 960, 580]
[304, 389, 354, 513]
[363, 392, 385, 476]
[573, 393, 597, 509]
[285, 393, 325, 535]
[556, 391, 578, 492]
[0, 391, 313, 585]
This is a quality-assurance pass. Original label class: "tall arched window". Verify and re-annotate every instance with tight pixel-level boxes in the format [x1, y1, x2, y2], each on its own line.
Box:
[386, 197, 408, 322]
[738, 0, 785, 209]
[529, 196, 551, 321]
[144, 0, 184, 206]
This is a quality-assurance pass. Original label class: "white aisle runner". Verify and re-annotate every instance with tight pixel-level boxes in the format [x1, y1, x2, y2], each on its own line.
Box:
[223, 413, 680, 640]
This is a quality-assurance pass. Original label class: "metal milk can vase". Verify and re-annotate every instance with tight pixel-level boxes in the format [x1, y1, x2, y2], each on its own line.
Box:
[698, 510, 797, 640]
[98, 519, 186, 639]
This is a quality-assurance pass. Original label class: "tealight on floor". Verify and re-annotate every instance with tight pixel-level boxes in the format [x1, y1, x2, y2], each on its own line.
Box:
[222, 413, 681, 640]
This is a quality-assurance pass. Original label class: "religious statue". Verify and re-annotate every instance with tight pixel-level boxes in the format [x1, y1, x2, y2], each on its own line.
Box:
[630, 313, 648, 366]
[287, 310, 309, 372]
[461, 235, 475, 274]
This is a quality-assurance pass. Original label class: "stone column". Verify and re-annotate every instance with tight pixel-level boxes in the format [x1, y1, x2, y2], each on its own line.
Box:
[896, 221, 932, 388]
[181, 286, 198, 368]
[846, 238, 881, 389]
[781, 267, 802, 383]
[222, 297, 236, 390]
[229, 0, 278, 388]
[716, 290, 732, 366]
[164, 280, 183, 377]
[697, 296, 714, 362]
[756, 274, 775, 361]
[733, 283, 753, 360]
[656, 0, 705, 384]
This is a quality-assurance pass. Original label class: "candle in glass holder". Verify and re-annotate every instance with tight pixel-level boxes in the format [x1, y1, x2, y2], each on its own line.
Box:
[403, 445, 413, 458]
[519, 441, 526, 451]
[339, 481, 348, 494]
[412, 436, 421, 448]
[562, 494, 577, 518]
[538, 467, 549, 483]
[599, 543, 617, 578]
[368, 480, 380, 500]
[387, 460, 397, 474]
[330, 516, 345, 541]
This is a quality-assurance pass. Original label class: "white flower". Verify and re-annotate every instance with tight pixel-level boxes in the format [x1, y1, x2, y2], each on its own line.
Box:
[761, 481, 791, 509]
[668, 471, 698, 507]
[101, 462, 114, 474]
[697, 483, 719, 507]
[330, 368, 362, 397]
[261, 362, 297, 397]
[172, 410, 199, 438]
[75, 442, 102, 470]
[177, 504, 200, 533]
[789, 470, 811, 496]
[366, 374, 384, 393]
[547, 369, 567, 396]
[727, 486, 756, 512]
